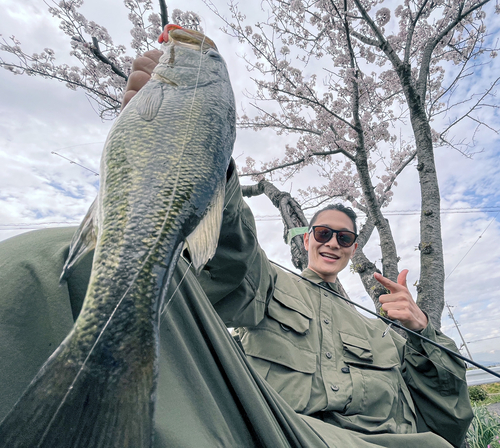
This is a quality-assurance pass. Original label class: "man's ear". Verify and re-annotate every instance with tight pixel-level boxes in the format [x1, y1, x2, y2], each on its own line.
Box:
[350, 242, 358, 258]
[303, 231, 310, 252]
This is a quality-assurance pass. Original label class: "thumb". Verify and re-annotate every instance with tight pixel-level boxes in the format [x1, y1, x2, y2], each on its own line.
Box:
[397, 269, 409, 288]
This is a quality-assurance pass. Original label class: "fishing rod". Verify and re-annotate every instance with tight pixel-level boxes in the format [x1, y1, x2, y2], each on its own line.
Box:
[270, 260, 500, 381]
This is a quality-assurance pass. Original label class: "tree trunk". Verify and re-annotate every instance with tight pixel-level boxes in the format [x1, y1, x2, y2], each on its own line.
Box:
[354, 149, 400, 284]
[350, 219, 385, 308]
[347, 61, 400, 286]
[397, 64, 444, 329]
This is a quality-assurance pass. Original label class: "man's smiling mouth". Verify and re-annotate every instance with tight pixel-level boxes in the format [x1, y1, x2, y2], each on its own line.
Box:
[320, 253, 339, 260]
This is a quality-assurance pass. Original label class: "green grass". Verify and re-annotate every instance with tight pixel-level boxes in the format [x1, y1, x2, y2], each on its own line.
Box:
[469, 383, 500, 406]
[467, 383, 500, 448]
[466, 404, 500, 448]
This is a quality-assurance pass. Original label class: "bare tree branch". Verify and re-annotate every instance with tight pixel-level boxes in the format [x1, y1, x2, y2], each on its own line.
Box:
[159, 0, 169, 28]
[90, 38, 128, 81]
[242, 180, 309, 270]
[383, 149, 418, 194]
[240, 149, 355, 178]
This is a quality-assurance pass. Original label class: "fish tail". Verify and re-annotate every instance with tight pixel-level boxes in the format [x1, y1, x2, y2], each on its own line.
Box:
[0, 343, 155, 448]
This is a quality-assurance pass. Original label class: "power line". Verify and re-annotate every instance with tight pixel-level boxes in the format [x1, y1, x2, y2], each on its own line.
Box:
[446, 210, 500, 281]
[254, 206, 500, 221]
[2, 206, 500, 230]
[466, 336, 500, 344]
[441, 211, 500, 355]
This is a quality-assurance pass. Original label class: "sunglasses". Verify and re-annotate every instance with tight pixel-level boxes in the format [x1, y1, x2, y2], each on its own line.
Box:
[309, 226, 358, 248]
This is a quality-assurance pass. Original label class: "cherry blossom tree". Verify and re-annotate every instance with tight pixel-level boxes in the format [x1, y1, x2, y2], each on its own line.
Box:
[207, 0, 499, 328]
[0, 0, 202, 119]
[2, 0, 499, 328]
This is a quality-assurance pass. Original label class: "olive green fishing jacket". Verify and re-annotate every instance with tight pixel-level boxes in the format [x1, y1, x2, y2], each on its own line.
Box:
[196, 165, 473, 447]
[0, 166, 472, 447]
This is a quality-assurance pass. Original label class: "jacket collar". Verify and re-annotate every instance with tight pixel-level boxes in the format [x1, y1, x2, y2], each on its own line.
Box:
[300, 268, 340, 293]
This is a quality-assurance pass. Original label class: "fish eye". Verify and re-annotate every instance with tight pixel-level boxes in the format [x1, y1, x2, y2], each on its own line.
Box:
[204, 49, 221, 59]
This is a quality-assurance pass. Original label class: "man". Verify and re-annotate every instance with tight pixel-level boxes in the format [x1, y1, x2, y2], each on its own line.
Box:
[0, 49, 472, 447]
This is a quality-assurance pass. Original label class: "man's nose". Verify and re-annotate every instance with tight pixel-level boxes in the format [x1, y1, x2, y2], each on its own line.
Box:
[324, 234, 340, 249]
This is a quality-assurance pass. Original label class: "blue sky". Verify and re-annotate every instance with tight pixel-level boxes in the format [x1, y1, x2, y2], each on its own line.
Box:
[1, 0, 499, 366]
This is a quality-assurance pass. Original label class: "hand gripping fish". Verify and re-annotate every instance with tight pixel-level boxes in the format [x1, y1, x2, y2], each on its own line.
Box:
[0, 25, 235, 448]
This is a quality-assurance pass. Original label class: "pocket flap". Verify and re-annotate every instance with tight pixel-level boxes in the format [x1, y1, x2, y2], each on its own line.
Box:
[340, 331, 400, 369]
[242, 328, 316, 373]
[340, 331, 373, 363]
[268, 288, 312, 334]
[273, 287, 313, 318]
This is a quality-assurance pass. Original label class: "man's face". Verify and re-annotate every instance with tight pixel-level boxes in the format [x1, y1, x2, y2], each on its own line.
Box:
[303, 209, 358, 283]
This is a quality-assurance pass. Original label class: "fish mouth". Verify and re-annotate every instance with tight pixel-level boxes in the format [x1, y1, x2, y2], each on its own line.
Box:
[159, 24, 218, 52]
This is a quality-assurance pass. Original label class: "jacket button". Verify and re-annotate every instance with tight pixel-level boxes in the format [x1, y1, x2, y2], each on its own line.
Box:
[341, 367, 350, 374]
[325, 352, 332, 359]
[280, 323, 291, 332]
[330, 385, 339, 392]
[324, 319, 330, 324]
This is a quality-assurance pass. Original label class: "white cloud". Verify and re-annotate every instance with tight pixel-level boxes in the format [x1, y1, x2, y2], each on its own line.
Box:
[0, 0, 499, 368]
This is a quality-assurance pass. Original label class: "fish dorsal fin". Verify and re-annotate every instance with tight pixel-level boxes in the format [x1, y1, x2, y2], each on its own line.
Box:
[185, 182, 225, 275]
[135, 80, 164, 122]
[60, 197, 98, 283]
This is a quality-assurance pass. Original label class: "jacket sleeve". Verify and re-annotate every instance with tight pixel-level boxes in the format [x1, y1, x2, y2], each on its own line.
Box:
[0, 227, 91, 421]
[195, 160, 276, 328]
[399, 321, 473, 447]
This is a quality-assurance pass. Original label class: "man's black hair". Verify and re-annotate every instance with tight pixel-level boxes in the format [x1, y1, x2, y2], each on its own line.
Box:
[308, 204, 358, 234]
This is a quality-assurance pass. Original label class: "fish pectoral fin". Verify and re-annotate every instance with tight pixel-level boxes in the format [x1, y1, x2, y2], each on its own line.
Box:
[60, 197, 98, 284]
[135, 79, 164, 122]
[185, 182, 225, 275]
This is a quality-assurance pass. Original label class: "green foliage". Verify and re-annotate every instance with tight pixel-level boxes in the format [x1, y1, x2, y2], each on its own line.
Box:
[469, 383, 500, 406]
[489, 434, 500, 448]
[466, 404, 500, 448]
[470, 386, 489, 402]
[485, 383, 500, 396]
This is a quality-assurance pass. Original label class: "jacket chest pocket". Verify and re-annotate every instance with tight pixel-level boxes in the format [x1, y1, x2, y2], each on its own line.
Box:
[267, 286, 314, 335]
[240, 288, 316, 412]
[339, 331, 402, 423]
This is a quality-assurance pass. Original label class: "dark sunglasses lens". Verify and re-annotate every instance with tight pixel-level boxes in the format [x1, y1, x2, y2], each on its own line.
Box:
[337, 231, 356, 247]
[313, 227, 334, 243]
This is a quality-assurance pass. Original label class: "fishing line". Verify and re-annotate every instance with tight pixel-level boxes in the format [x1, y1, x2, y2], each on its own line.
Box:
[160, 168, 241, 320]
[270, 260, 500, 382]
[39, 190, 189, 445]
[273, 265, 472, 384]
[39, 34, 210, 444]
[160, 163, 239, 319]
[161, 260, 193, 317]
[223, 177, 240, 211]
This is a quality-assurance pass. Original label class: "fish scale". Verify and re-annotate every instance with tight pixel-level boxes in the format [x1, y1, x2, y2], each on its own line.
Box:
[0, 26, 235, 448]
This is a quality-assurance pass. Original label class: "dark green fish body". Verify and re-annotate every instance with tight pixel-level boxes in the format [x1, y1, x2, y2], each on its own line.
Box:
[0, 27, 235, 448]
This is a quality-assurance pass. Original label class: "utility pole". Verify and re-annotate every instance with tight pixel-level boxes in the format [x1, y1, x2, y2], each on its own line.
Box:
[446, 302, 473, 361]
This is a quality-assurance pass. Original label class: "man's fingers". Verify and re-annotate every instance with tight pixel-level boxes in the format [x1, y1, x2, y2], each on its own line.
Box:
[397, 269, 409, 288]
[131, 56, 157, 76]
[131, 50, 162, 75]
[127, 71, 151, 92]
[373, 272, 395, 292]
[143, 49, 162, 64]
[121, 50, 162, 111]
[121, 71, 152, 110]
[121, 90, 137, 110]
[374, 270, 409, 293]
[375, 269, 427, 331]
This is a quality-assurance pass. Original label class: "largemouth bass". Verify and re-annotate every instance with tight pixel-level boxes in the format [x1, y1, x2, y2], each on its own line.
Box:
[0, 25, 235, 447]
